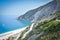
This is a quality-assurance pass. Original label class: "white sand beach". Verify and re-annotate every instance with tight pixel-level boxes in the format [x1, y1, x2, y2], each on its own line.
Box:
[0, 27, 26, 40]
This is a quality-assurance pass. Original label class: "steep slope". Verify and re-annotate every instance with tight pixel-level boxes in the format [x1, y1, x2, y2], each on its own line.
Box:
[36, 20, 60, 40]
[17, 0, 60, 40]
[18, 0, 60, 22]
[3, 0, 60, 40]
[18, 11, 60, 40]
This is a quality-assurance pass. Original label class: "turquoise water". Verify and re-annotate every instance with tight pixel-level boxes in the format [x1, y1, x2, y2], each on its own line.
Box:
[0, 15, 31, 34]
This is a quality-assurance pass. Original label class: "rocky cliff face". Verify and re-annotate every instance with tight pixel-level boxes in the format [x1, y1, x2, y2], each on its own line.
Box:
[18, 0, 60, 23]
[18, 11, 60, 40]
[17, 0, 60, 40]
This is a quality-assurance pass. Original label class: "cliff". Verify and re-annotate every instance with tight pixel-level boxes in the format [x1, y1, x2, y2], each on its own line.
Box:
[17, 0, 60, 40]
[18, 0, 60, 23]
[7, 0, 60, 40]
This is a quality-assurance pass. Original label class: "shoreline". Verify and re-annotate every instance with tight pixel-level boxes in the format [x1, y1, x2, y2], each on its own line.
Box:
[0, 27, 27, 40]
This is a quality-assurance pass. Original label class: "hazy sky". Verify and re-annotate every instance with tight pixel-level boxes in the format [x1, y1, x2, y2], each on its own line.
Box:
[0, 0, 52, 18]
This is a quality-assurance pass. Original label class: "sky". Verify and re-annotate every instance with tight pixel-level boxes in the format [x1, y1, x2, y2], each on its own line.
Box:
[0, 0, 52, 18]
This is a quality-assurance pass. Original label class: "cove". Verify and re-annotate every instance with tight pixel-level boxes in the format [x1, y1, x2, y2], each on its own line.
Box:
[0, 15, 31, 34]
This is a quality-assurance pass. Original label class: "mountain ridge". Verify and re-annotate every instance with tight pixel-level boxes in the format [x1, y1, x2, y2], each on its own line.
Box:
[17, 0, 60, 40]
[18, 0, 60, 23]
[7, 0, 60, 40]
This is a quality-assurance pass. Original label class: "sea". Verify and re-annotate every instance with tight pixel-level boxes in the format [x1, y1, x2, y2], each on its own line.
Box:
[0, 15, 31, 34]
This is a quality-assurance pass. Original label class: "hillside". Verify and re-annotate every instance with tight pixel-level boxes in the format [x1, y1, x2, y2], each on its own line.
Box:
[18, 11, 60, 40]
[18, 0, 60, 23]
[7, 0, 60, 40]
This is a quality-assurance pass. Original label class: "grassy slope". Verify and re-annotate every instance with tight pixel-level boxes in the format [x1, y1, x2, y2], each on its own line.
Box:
[36, 11, 60, 40]
[36, 20, 60, 40]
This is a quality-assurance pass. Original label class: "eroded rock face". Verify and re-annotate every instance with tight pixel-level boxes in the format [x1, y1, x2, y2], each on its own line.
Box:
[18, 0, 60, 23]
[56, 0, 60, 11]
[17, 0, 60, 40]
[34, 0, 57, 22]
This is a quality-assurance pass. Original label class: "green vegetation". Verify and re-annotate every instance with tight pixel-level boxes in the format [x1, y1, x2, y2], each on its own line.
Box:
[54, 11, 60, 20]
[18, 30, 26, 40]
[18, 11, 60, 40]
[35, 11, 60, 40]
[44, 20, 60, 32]
[36, 20, 60, 40]
[7, 36, 14, 40]
[18, 26, 30, 40]
[36, 31, 60, 40]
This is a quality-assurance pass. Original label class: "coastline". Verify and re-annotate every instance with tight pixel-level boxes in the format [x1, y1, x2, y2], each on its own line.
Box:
[0, 27, 27, 40]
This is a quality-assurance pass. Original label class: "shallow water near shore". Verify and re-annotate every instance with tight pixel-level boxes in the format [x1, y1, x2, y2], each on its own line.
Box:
[0, 15, 31, 34]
